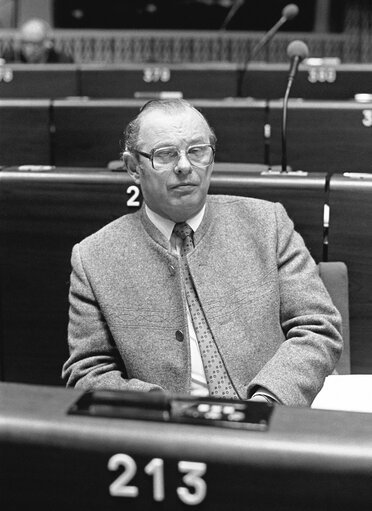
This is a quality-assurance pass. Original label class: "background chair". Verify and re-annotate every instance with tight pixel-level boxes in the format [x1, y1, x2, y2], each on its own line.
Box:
[318, 261, 350, 374]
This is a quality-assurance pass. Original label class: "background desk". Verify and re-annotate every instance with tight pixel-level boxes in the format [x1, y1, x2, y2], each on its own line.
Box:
[268, 99, 372, 173]
[0, 63, 79, 98]
[2, 382, 372, 511]
[51, 98, 267, 166]
[2, 62, 372, 100]
[0, 99, 51, 166]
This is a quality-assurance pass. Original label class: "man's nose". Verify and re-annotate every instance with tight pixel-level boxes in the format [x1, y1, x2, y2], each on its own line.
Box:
[174, 152, 192, 175]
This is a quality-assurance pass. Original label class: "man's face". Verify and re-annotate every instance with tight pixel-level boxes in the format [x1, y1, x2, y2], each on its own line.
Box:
[21, 40, 47, 62]
[132, 108, 214, 222]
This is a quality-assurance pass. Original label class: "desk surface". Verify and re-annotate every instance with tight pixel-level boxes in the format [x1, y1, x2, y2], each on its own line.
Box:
[2, 382, 372, 511]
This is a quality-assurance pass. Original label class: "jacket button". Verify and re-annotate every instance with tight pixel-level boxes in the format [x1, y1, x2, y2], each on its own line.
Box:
[168, 264, 176, 276]
[175, 330, 184, 342]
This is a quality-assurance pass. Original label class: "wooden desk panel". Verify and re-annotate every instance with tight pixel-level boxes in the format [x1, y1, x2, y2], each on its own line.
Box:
[52, 98, 267, 167]
[0, 64, 79, 98]
[0, 99, 51, 166]
[268, 100, 372, 173]
[328, 174, 372, 374]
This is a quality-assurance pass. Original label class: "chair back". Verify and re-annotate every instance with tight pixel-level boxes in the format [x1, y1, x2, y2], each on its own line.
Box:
[318, 261, 350, 374]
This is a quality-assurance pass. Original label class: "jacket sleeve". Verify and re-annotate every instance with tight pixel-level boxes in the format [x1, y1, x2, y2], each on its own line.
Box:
[247, 202, 343, 406]
[61, 243, 164, 392]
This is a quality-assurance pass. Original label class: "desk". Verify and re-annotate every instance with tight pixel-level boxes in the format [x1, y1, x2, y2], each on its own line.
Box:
[0, 99, 51, 166]
[2, 62, 371, 100]
[79, 62, 239, 99]
[268, 99, 372, 173]
[2, 382, 372, 511]
[0, 63, 79, 98]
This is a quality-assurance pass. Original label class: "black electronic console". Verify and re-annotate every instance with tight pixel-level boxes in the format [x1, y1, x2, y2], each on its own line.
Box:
[68, 389, 273, 431]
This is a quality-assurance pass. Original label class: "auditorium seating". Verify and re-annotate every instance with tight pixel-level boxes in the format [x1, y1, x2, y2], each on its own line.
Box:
[2, 97, 372, 171]
[2, 62, 372, 100]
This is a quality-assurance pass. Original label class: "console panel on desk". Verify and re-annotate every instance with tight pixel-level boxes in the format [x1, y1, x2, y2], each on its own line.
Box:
[2, 382, 372, 511]
[0, 99, 51, 166]
[268, 100, 372, 173]
[51, 98, 267, 167]
[0, 63, 79, 98]
[328, 173, 372, 374]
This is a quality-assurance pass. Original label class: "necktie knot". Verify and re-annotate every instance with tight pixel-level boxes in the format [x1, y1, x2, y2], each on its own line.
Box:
[173, 222, 193, 240]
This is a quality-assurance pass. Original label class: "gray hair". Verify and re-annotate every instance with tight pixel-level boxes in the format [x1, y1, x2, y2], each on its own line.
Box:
[122, 98, 217, 156]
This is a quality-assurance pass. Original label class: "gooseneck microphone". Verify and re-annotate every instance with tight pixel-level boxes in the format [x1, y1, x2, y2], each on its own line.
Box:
[281, 40, 309, 173]
[237, 3, 299, 97]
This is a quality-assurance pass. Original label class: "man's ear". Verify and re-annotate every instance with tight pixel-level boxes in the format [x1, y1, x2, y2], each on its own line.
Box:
[123, 151, 141, 185]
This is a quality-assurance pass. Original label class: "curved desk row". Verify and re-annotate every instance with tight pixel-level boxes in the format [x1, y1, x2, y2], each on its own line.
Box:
[1, 98, 372, 172]
[1, 62, 372, 100]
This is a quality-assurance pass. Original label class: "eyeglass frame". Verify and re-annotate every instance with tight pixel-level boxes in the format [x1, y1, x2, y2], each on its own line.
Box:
[133, 143, 216, 171]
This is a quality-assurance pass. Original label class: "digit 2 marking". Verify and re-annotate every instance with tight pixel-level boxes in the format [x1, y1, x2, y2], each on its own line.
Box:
[126, 185, 140, 207]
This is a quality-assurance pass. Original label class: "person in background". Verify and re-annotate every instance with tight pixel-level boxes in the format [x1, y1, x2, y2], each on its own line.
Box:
[2, 17, 74, 63]
[62, 98, 342, 407]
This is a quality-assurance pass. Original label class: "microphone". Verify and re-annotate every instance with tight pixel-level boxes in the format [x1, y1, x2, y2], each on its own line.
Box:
[281, 40, 309, 173]
[237, 3, 299, 97]
[220, 0, 245, 30]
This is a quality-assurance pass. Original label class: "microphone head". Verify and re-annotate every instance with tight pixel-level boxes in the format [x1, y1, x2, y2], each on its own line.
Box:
[282, 3, 299, 20]
[287, 40, 309, 61]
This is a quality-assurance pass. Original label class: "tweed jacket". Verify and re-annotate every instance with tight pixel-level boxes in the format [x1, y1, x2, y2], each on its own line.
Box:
[62, 195, 342, 406]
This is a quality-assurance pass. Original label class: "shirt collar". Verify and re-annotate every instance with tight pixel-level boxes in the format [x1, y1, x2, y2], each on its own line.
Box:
[145, 204, 206, 242]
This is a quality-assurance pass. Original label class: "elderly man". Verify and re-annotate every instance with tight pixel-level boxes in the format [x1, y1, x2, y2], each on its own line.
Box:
[2, 18, 73, 63]
[62, 98, 342, 406]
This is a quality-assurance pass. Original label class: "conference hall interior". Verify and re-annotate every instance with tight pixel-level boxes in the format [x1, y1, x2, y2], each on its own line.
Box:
[0, 1, 372, 509]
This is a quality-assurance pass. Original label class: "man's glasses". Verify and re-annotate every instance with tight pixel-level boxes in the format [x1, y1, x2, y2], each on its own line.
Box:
[134, 144, 215, 171]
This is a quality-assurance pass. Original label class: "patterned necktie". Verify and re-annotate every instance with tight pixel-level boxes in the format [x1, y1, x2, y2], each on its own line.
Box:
[173, 222, 239, 399]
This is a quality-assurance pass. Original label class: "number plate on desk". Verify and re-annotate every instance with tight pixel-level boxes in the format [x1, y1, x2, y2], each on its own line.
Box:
[108, 454, 207, 505]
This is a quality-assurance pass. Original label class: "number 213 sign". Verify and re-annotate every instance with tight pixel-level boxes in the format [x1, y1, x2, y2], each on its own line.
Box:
[108, 454, 207, 505]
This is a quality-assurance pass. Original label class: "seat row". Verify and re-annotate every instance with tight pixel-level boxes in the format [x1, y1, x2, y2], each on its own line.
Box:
[1, 62, 372, 100]
[1, 97, 372, 172]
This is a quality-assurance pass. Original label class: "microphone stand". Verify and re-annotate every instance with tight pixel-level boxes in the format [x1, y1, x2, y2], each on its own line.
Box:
[220, 0, 245, 31]
[281, 70, 294, 173]
[237, 15, 288, 98]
